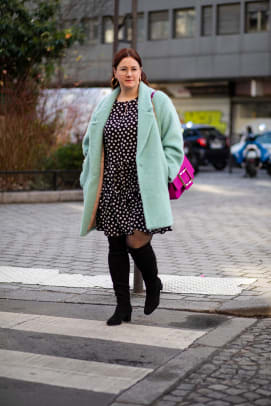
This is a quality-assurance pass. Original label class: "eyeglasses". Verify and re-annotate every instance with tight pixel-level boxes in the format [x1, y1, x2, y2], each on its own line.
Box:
[117, 67, 141, 75]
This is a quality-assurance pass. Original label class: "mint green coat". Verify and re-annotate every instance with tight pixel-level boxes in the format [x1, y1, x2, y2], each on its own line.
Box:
[79, 81, 184, 237]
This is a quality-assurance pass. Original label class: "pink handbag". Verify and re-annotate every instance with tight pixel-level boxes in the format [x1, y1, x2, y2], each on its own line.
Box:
[151, 91, 194, 200]
[168, 156, 194, 199]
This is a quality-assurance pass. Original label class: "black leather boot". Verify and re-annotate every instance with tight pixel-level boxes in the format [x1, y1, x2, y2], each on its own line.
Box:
[107, 305, 132, 326]
[107, 236, 132, 326]
[128, 242, 163, 315]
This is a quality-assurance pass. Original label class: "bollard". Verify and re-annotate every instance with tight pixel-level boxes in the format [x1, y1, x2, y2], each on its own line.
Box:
[133, 264, 143, 293]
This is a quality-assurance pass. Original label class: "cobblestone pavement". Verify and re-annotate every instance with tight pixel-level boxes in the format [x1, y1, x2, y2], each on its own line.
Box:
[0, 167, 270, 307]
[154, 318, 271, 406]
[1, 167, 271, 406]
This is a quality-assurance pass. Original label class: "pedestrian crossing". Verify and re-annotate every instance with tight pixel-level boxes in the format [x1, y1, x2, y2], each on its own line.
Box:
[0, 308, 206, 402]
[0, 349, 151, 394]
[0, 311, 204, 349]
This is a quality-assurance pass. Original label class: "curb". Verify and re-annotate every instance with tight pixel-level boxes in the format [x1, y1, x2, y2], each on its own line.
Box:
[0, 190, 83, 204]
[112, 317, 257, 405]
[216, 295, 271, 317]
[1, 285, 270, 318]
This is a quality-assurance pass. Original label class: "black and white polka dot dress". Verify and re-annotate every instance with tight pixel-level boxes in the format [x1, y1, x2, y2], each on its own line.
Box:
[96, 97, 172, 237]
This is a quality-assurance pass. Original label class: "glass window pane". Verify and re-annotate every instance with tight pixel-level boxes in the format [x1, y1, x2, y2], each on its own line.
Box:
[125, 13, 144, 42]
[89, 18, 99, 42]
[137, 14, 145, 42]
[149, 11, 169, 40]
[118, 18, 125, 41]
[218, 4, 240, 35]
[126, 16, 132, 41]
[246, 1, 269, 33]
[174, 8, 195, 38]
[202, 5, 213, 36]
[103, 17, 113, 43]
[103, 16, 124, 43]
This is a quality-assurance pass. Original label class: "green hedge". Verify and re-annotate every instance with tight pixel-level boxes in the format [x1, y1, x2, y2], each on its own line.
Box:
[43, 143, 83, 170]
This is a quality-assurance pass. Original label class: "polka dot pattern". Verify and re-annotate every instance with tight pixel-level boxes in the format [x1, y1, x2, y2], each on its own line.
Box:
[96, 97, 172, 237]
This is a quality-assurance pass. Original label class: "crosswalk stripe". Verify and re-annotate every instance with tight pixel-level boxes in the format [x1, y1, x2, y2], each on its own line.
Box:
[0, 311, 205, 349]
[0, 349, 152, 394]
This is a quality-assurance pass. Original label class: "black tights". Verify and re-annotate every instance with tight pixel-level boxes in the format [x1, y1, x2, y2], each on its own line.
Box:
[108, 230, 158, 294]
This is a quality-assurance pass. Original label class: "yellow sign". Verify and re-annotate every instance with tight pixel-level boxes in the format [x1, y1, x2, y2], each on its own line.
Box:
[179, 110, 227, 134]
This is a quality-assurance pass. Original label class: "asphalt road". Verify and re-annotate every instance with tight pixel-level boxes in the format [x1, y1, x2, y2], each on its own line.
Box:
[0, 298, 255, 406]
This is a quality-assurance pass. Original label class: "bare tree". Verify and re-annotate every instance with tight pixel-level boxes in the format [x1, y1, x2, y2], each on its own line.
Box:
[61, 0, 113, 21]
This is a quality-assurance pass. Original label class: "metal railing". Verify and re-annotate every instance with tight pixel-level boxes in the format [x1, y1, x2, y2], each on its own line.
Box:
[0, 169, 81, 192]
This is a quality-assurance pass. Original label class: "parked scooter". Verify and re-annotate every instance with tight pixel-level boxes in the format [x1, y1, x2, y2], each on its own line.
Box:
[232, 133, 270, 177]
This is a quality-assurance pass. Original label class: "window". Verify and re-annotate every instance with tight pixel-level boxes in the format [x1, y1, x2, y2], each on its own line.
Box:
[89, 19, 99, 43]
[81, 18, 99, 43]
[102, 16, 124, 44]
[245, 1, 269, 33]
[174, 8, 195, 38]
[201, 5, 213, 36]
[149, 10, 169, 40]
[217, 3, 241, 35]
[137, 13, 145, 42]
[124, 13, 145, 42]
[103, 16, 113, 43]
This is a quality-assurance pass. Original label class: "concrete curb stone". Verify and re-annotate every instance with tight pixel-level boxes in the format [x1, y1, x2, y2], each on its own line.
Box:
[0, 190, 83, 204]
[1, 286, 271, 318]
[216, 294, 271, 317]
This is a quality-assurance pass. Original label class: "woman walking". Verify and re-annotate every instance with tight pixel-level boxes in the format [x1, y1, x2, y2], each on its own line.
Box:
[80, 48, 184, 326]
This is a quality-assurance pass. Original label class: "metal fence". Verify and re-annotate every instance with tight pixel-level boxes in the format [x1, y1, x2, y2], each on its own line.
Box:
[0, 170, 81, 192]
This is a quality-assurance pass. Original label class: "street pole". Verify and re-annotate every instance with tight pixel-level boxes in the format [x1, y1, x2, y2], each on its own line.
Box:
[131, 0, 138, 50]
[113, 0, 119, 59]
[130, 0, 143, 293]
[228, 82, 234, 174]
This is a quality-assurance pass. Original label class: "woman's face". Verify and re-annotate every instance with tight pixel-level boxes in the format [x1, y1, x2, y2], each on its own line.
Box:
[114, 57, 142, 91]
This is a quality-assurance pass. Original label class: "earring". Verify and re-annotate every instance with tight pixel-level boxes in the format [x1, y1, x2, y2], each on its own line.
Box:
[111, 77, 119, 86]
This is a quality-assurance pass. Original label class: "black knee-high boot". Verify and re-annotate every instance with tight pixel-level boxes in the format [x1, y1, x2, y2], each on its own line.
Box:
[128, 242, 162, 315]
[107, 236, 132, 326]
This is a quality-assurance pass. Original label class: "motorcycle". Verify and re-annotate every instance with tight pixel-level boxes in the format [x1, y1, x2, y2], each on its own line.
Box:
[232, 133, 270, 177]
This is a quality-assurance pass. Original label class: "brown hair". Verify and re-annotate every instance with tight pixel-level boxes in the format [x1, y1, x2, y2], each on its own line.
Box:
[111, 48, 149, 89]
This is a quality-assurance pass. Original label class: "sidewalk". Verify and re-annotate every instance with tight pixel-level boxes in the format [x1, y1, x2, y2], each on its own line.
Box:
[1, 167, 271, 406]
[0, 167, 271, 316]
[149, 317, 271, 406]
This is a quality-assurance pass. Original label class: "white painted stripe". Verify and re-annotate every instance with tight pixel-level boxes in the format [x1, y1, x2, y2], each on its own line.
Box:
[0, 349, 152, 394]
[0, 311, 204, 349]
[0, 266, 256, 295]
[0, 311, 38, 329]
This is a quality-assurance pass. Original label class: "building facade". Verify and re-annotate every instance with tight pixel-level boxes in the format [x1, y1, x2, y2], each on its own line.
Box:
[61, 0, 271, 138]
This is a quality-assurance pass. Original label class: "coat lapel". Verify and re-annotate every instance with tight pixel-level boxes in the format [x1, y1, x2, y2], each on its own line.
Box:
[92, 82, 155, 157]
[137, 82, 156, 157]
[94, 87, 120, 138]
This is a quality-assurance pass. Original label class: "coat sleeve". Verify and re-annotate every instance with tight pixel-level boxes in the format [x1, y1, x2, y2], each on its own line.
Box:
[153, 91, 184, 182]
